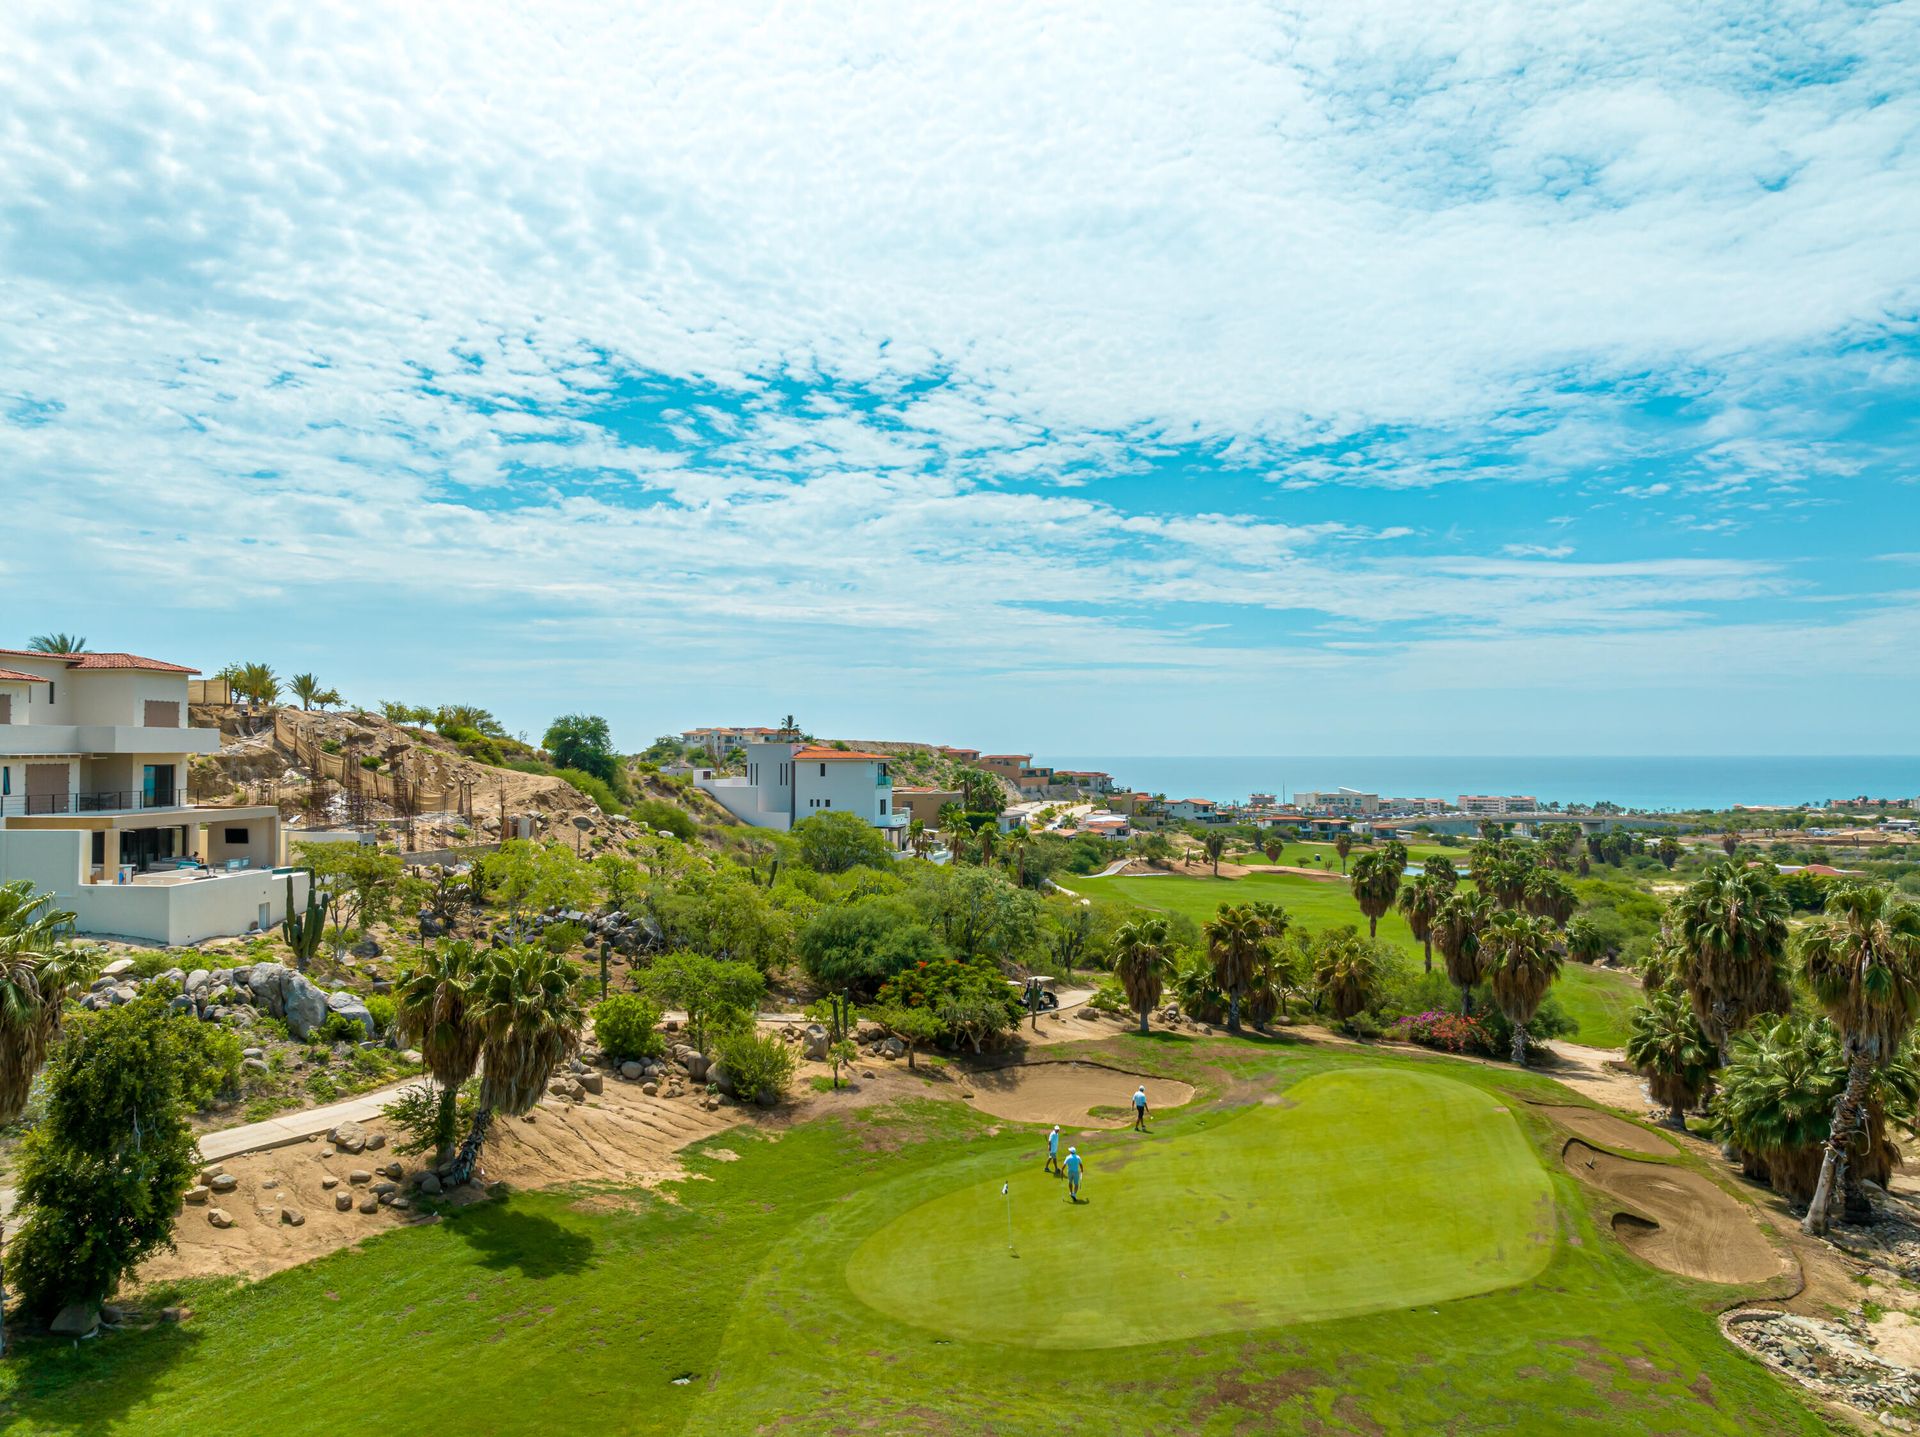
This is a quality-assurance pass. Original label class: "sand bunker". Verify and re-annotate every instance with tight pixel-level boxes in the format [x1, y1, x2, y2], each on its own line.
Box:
[1536, 1104, 1675, 1158]
[961, 1061, 1195, 1127]
[1563, 1139, 1783, 1286]
[138, 1080, 737, 1286]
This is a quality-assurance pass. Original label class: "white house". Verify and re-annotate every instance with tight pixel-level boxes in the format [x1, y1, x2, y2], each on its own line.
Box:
[1165, 797, 1222, 823]
[0, 648, 307, 944]
[694, 740, 909, 844]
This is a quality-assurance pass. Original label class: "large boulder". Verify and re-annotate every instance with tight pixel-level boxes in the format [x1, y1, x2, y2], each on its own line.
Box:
[100, 958, 135, 980]
[707, 1060, 735, 1096]
[280, 973, 329, 1039]
[330, 1121, 369, 1155]
[50, 1302, 100, 1337]
[186, 968, 211, 996]
[799, 1023, 829, 1062]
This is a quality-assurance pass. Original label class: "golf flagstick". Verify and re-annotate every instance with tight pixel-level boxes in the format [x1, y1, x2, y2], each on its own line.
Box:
[1003, 1181, 1016, 1256]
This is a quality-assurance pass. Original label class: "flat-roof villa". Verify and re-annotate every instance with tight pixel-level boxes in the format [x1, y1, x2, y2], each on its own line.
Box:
[695, 739, 909, 844]
[0, 648, 309, 944]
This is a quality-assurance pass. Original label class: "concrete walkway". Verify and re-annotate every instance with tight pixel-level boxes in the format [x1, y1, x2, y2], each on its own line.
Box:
[195, 1080, 422, 1164]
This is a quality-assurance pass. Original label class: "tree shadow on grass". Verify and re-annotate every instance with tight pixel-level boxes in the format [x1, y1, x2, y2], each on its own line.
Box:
[0, 1314, 206, 1435]
[448, 1201, 596, 1279]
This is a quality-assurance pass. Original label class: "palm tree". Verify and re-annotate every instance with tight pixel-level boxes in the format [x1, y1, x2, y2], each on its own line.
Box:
[234, 661, 280, 706]
[1112, 917, 1173, 1034]
[1423, 855, 1459, 892]
[1485, 910, 1562, 1066]
[1488, 857, 1534, 911]
[975, 824, 999, 867]
[1563, 914, 1609, 965]
[26, 633, 85, 654]
[1720, 831, 1739, 857]
[936, 802, 968, 858]
[1242, 904, 1295, 1029]
[393, 941, 487, 1162]
[288, 672, 326, 711]
[1333, 833, 1352, 874]
[1397, 872, 1446, 972]
[0, 881, 87, 1355]
[1204, 903, 1264, 1033]
[1434, 891, 1494, 1014]
[1202, 830, 1227, 876]
[1625, 990, 1715, 1128]
[1312, 930, 1381, 1026]
[1799, 885, 1920, 1235]
[1003, 826, 1032, 887]
[1655, 836, 1682, 870]
[1523, 869, 1577, 927]
[1380, 839, 1409, 871]
[906, 819, 933, 859]
[448, 945, 585, 1187]
[1348, 850, 1401, 940]
[1262, 838, 1282, 865]
[1672, 861, 1792, 1062]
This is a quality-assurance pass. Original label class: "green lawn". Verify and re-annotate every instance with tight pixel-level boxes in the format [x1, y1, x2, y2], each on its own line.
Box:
[852, 1067, 1552, 1348]
[0, 1039, 1820, 1436]
[1076, 870, 1644, 1048]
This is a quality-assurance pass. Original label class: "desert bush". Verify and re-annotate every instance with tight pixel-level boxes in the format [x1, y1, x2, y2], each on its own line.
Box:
[632, 798, 697, 841]
[556, 767, 620, 813]
[715, 1029, 796, 1104]
[593, 993, 666, 1063]
[363, 993, 396, 1034]
[1391, 1009, 1501, 1057]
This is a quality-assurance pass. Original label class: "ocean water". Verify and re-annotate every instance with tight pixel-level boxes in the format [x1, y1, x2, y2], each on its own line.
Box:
[1047, 756, 1920, 814]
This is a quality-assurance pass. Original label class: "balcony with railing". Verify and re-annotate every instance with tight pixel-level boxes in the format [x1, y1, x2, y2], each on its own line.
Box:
[1, 789, 188, 819]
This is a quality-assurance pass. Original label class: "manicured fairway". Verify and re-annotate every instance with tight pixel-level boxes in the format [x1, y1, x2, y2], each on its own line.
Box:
[850, 1067, 1553, 1348]
[2, 1043, 1824, 1436]
[1077, 870, 1645, 1047]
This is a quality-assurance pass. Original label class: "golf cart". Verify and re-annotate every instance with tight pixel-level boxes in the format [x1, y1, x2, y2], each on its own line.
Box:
[1010, 975, 1060, 1012]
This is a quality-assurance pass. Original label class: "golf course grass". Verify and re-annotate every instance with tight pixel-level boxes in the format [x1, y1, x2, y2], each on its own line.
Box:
[851, 1067, 1553, 1348]
[1076, 869, 1644, 1047]
[0, 1040, 1818, 1436]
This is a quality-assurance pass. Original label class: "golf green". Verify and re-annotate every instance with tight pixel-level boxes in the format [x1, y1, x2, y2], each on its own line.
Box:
[849, 1067, 1554, 1349]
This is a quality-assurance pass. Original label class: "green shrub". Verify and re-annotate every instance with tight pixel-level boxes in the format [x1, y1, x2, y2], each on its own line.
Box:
[363, 993, 396, 1034]
[173, 1017, 244, 1108]
[715, 1029, 796, 1104]
[314, 1012, 368, 1045]
[307, 1071, 341, 1102]
[359, 755, 383, 770]
[593, 993, 666, 1063]
[542, 919, 588, 954]
[632, 798, 697, 841]
[1087, 977, 1129, 1013]
[557, 767, 620, 813]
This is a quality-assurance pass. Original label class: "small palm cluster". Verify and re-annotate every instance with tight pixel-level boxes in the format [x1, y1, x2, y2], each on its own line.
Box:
[394, 940, 586, 1187]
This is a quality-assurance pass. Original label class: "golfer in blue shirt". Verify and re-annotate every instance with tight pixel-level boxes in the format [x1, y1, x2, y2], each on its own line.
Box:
[1045, 1124, 1062, 1175]
[1132, 1084, 1149, 1131]
[1064, 1146, 1084, 1203]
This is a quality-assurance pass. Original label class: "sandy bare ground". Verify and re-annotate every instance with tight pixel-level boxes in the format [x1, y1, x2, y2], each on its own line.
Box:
[139, 1077, 739, 1287]
[1531, 1104, 1678, 1159]
[959, 1060, 1195, 1128]
[1562, 1138, 1786, 1286]
[1530, 1041, 1660, 1118]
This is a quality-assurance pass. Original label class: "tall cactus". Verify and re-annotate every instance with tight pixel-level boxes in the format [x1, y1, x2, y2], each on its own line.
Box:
[285, 872, 323, 971]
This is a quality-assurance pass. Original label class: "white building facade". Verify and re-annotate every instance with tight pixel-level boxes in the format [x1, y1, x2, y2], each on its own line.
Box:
[0, 649, 305, 944]
[695, 741, 909, 843]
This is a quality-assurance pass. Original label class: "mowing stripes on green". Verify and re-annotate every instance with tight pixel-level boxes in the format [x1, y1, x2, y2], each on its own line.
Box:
[848, 1067, 1555, 1349]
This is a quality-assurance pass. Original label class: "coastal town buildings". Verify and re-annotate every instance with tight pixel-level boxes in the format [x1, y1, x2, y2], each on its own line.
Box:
[0, 648, 306, 944]
[1295, 788, 1381, 816]
[1458, 794, 1540, 816]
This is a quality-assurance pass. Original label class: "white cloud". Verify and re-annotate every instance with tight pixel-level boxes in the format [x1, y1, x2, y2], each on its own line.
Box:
[0, 0, 1915, 747]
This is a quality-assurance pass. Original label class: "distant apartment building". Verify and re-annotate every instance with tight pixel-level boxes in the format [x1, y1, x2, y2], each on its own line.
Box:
[890, 786, 962, 827]
[1295, 788, 1381, 817]
[1052, 769, 1115, 796]
[0, 648, 307, 944]
[1385, 796, 1451, 815]
[1458, 794, 1539, 816]
[1248, 791, 1277, 808]
[976, 753, 1056, 795]
[680, 725, 789, 758]
[1165, 797, 1221, 823]
[694, 740, 908, 844]
[939, 746, 982, 763]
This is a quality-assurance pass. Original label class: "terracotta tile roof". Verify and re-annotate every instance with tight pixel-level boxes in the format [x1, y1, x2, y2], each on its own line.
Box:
[0, 648, 198, 674]
[792, 746, 890, 762]
[0, 665, 52, 683]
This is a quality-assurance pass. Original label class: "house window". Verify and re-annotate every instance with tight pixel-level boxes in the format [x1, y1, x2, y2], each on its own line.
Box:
[46, 682, 54, 705]
[224, 827, 249, 844]
[824, 798, 831, 808]
[819, 763, 826, 777]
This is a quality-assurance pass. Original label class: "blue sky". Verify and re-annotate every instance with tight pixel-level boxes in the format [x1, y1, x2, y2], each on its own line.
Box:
[1, 1, 1917, 755]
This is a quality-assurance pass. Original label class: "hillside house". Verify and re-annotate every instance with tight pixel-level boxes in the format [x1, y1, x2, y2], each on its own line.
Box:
[0, 648, 307, 944]
[695, 740, 909, 844]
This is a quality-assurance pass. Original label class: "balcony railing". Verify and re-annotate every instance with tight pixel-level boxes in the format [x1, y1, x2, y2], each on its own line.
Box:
[3, 790, 183, 817]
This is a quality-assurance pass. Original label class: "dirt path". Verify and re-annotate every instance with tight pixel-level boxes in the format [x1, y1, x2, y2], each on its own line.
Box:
[1531, 1104, 1678, 1159]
